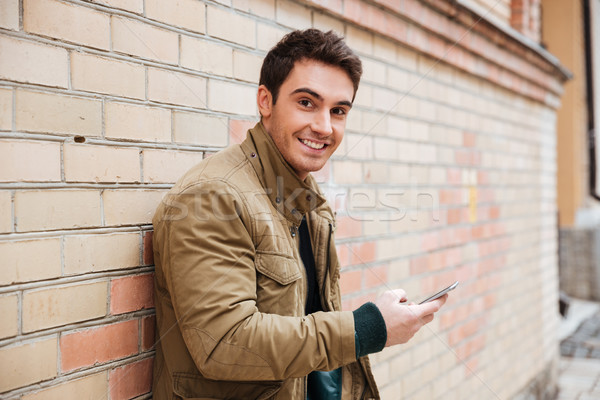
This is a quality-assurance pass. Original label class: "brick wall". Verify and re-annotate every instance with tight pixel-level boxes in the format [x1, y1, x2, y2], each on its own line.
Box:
[462, 0, 512, 26]
[0, 0, 566, 399]
[510, 0, 542, 42]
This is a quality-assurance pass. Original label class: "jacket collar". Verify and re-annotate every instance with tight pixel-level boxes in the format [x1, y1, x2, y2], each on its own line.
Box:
[241, 122, 326, 226]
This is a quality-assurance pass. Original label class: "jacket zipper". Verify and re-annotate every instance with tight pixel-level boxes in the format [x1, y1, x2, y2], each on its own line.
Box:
[320, 222, 333, 311]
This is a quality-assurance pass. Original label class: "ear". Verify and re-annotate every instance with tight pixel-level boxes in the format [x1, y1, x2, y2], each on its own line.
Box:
[257, 85, 273, 119]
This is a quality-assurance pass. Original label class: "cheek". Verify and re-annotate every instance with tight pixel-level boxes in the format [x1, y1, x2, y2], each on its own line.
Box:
[328, 142, 342, 155]
[332, 125, 345, 144]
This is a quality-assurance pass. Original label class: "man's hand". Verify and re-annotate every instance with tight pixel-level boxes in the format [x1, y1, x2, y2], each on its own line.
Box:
[374, 289, 447, 347]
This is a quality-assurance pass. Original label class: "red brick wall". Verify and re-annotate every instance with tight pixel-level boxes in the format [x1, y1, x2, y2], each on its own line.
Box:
[511, 0, 542, 42]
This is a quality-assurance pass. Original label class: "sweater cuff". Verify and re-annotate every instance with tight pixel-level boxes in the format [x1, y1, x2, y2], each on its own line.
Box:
[352, 302, 387, 358]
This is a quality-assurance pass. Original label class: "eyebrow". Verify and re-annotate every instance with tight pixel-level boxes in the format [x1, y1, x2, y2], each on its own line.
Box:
[291, 87, 353, 108]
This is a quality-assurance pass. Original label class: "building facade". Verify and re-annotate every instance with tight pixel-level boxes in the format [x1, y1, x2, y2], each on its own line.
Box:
[0, 0, 567, 399]
[548, 0, 600, 303]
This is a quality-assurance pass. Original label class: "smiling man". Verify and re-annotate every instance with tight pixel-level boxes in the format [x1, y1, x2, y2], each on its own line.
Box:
[151, 29, 446, 400]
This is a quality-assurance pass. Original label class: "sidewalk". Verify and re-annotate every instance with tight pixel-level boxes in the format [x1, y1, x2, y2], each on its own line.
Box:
[557, 299, 600, 399]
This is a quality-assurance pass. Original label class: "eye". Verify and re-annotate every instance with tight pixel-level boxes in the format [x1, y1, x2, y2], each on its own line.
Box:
[331, 107, 347, 116]
[299, 99, 313, 108]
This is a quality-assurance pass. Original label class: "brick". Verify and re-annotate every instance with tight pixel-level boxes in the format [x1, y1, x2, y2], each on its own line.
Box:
[111, 16, 178, 64]
[339, 269, 362, 295]
[362, 59, 387, 86]
[365, 265, 389, 289]
[335, 216, 362, 239]
[207, 5, 256, 48]
[60, 320, 138, 372]
[109, 357, 153, 400]
[148, 68, 207, 108]
[0, 190, 12, 233]
[374, 137, 398, 160]
[141, 315, 156, 350]
[22, 372, 108, 400]
[233, 0, 275, 19]
[313, 12, 345, 35]
[351, 241, 376, 265]
[63, 232, 141, 275]
[110, 274, 154, 314]
[275, 0, 311, 29]
[208, 80, 257, 116]
[23, 281, 107, 333]
[0, 87, 12, 130]
[181, 36, 233, 77]
[102, 189, 166, 226]
[364, 162, 388, 184]
[146, 0, 205, 32]
[64, 143, 140, 183]
[0, 36, 68, 88]
[105, 102, 171, 142]
[0, 294, 18, 339]
[233, 50, 262, 83]
[394, 46, 418, 73]
[0, 139, 61, 182]
[93, 0, 143, 13]
[372, 94, 397, 127]
[338, 134, 373, 160]
[143, 231, 153, 265]
[15, 190, 101, 232]
[174, 111, 228, 147]
[333, 160, 362, 184]
[71, 53, 145, 99]
[143, 148, 202, 183]
[353, 84, 372, 108]
[16, 89, 102, 136]
[0, 238, 61, 285]
[347, 189, 375, 213]
[345, 25, 373, 56]
[229, 118, 255, 145]
[256, 23, 287, 52]
[360, 111, 386, 136]
[306, 0, 342, 11]
[0, 0, 19, 30]
[343, 0, 364, 24]
[0, 337, 58, 392]
[24, 0, 110, 50]
[373, 36, 397, 64]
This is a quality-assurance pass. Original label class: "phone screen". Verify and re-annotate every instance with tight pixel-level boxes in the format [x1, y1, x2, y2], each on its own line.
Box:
[418, 281, 459, 304]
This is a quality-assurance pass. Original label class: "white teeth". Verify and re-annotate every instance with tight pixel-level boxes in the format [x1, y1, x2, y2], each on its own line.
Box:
[300, 139, 325, 150]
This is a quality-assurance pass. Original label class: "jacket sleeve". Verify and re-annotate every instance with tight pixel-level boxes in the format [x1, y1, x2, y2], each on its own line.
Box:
[155, 180, 357, 381]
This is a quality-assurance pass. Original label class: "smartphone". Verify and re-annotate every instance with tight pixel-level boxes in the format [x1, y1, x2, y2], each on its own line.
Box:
[418, 281, 459, 304]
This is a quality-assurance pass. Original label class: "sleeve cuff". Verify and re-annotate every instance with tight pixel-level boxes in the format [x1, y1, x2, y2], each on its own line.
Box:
[352, 302, 387, 358]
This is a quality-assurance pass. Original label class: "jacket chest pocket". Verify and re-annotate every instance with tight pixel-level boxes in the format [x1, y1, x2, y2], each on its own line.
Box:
[254, 252, 303, 316]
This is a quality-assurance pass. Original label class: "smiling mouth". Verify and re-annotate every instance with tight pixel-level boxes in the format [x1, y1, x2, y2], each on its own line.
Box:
[300, 139, 327, 150]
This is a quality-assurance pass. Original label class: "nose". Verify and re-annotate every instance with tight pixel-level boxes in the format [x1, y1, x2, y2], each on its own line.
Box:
[311, 110, 333, 136]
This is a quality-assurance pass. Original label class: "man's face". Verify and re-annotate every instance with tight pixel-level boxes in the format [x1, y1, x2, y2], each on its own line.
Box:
[257, 59, 354, 180]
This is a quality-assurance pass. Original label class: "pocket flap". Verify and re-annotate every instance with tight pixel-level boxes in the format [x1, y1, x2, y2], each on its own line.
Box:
[173, 372, 282, 400]
[255, 252, 301, 285]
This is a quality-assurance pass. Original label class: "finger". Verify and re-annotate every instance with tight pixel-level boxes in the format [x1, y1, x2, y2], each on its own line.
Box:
[432, 294, 448, 308]
[420, 314, 435, 324]
[415, 297, 445, 314]
[390, 289, 407, 303]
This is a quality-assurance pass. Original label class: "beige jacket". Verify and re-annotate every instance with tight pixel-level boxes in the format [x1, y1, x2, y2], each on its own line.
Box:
[152, 123, 380, 399]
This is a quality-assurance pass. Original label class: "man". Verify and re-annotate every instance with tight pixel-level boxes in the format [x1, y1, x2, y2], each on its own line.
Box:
[152, 29, 447, 400]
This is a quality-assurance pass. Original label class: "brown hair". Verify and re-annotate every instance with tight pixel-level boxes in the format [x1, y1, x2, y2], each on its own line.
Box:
[259, 29, 362, 104]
